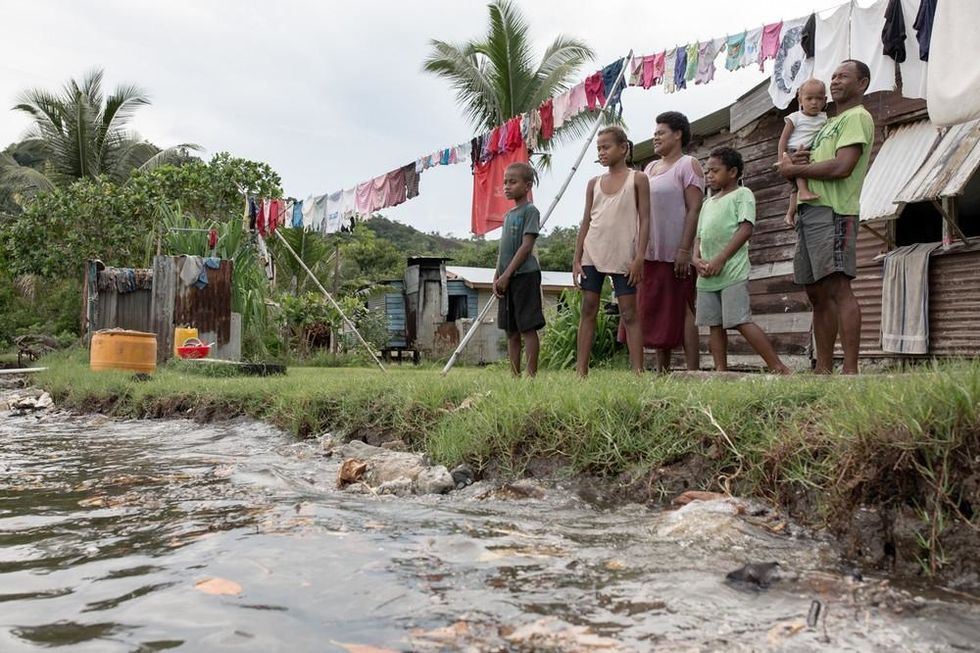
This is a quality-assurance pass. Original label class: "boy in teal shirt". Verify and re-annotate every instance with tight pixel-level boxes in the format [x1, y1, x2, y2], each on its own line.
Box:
[493, 162, 545, 377]
[694, 147, 790, 374]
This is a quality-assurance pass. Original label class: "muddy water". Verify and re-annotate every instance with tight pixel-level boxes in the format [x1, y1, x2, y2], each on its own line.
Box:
[1, 410, 979, 652]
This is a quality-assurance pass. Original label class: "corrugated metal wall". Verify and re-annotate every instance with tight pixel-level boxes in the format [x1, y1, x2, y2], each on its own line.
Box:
[172, 258, 233, 344]
[929, 250, 980, 355]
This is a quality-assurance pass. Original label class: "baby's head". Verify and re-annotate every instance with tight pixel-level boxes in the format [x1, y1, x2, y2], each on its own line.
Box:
[798, 79, 827, 117]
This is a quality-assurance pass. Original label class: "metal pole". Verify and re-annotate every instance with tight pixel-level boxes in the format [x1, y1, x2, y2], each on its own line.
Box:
[441, 50, 634, 376]
[274, 228, 387, 373]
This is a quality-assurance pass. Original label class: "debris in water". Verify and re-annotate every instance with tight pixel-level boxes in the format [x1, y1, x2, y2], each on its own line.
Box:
[195, 577, 243, 596]
[671, 490, 728, 506]
[337, 458, 368, 488]
[329, 641, 400, 653]
[807, 599, 822, 627]
[766, 620, 806, 646]
[725, 561, 782, 589]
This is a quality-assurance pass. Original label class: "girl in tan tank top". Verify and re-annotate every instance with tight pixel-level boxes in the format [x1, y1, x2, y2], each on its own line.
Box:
[573, 126, 650, 376]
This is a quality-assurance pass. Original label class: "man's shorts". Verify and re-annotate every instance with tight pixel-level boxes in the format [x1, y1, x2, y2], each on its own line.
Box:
[579, 265, 637, 296]
[695, 280, 753, 329]
[793, 204, 857, 286]
[498, 271, 545, 334]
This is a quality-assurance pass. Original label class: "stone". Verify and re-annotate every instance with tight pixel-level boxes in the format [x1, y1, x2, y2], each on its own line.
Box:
[414, 466, 454, 495]
[451, 464, 475, 488]
[35, 392, 53, 409]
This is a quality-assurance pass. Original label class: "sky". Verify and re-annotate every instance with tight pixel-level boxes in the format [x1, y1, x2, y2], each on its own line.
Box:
[0, 0, 833, 237]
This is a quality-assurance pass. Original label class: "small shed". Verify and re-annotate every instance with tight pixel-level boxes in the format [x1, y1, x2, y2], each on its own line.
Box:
[633, 79, 980, 367]
[82, 255, 241, 362]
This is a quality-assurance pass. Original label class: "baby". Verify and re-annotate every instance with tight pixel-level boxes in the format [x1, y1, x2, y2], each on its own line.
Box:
[778, 79, 828, 226]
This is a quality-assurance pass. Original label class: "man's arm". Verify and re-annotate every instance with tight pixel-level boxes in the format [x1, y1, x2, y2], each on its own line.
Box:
[779, 144, 862, 181]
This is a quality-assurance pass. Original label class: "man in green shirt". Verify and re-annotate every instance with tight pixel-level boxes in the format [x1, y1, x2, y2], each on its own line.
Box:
[778, 60, 875, 375]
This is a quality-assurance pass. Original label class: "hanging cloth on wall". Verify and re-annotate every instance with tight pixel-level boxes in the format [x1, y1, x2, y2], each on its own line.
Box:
[471, 147, 531, 236]
[801, 12, 816, 58]
[897, 0, 927, 99]
[851, 0, 898, 94]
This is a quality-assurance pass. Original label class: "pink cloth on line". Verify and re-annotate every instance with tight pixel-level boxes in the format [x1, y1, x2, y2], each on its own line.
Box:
[370, 174, 388, 211]
[566, 82, 588, 120]
[355, 181, 373, 214]
[585, 72, 606, 110]
[384, 168, 407, 208]
[759, 21, 783, 70]
[643, 53, 666, 88]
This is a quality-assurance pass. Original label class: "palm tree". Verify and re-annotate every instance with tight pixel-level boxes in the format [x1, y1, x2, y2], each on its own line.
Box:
[0, 68, 198, 198]
[423, 0, 598, 161]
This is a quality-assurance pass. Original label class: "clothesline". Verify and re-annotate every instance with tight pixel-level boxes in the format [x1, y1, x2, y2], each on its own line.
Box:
[267, 0, 930, 237]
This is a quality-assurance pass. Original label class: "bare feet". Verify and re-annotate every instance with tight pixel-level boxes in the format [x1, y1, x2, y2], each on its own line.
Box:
[770, 364, 793, 375]
[798, 190, 819, 201]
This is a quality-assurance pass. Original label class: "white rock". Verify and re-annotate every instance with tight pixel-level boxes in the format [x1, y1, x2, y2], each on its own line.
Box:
[35, 392, 53, 409]
[414, 466, 455, 495]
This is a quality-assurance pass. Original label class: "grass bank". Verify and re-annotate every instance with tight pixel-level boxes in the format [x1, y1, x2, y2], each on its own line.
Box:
[36, 355, 980, 581]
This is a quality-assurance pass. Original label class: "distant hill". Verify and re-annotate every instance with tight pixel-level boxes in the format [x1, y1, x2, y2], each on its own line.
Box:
[364, 216, 465, 256]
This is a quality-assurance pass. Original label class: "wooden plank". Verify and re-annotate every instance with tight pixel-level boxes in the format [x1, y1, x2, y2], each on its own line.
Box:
[731, 84, 776, 133]
[697, 311, 812, 336]
[748, 261, 795, 280]
[151, 256, 176, 362]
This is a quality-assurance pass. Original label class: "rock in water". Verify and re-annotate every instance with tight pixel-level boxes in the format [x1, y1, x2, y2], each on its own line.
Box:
[35, 392, 53, 409]
[415, 466, 454, 495]
[451, 464, 475, 488]
[726, 561, 782, 589]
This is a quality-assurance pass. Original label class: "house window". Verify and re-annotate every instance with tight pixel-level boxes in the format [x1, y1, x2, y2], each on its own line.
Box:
[895, 201, 943, 246]
[447, 295, 469, 322]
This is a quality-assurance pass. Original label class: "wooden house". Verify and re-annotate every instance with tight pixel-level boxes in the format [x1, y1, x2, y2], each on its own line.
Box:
[633, 80, 980, 368]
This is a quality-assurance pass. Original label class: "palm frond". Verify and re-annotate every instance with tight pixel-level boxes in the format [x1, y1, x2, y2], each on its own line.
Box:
[423, 39, 502, 130]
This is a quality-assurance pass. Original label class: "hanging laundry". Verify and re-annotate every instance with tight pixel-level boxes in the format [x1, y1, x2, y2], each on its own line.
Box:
[341, 188, 357, 218]
[673, 46, 687, 91]
[684, 43, 699, 82]
[813, 3, 851, 87]
[257, 199, 270, 236]
[552, 89, 571, 129]
[455, 142, 471, 165]
[768, 16, 814, 109]
[384, 168, 407, 208]
[663, 48, 678, 92]
[927, 0, 980, 125]
[524, 109, 542, 150]
[913, 0, 937, 61]
[882, 0, 907, 63]
[725, 32, 747, 71]
[495, 123, 508, 154]
[248, 197, 258, 231]
[585, 72, 605, 111]
[370, 174, 388, 212]
[801, 12, 816, 58]
[291, 200, 304, 228]
[505, 116, 524, 151]
[402, 163, 421, 200]
[601, 59, 626, 114]
[696, 38, 725, 85]
[440, 148, 451, 166]
[301, 195, 316, 228]
[759, 21, 783, 70]
[741, 27, 763, 69]
[355, 181, 373, 215]
[268, 198, 284, 233]
[324, 190, 344, 234]
[566, 81, 588, 120]
[282, 200, 293, 229]
[471, 146, 531, 236]
[851, 0, 897, 94]
[898, 0, 927, 99]
[628, 57, 643, 87]
[539, 98, 554, 141]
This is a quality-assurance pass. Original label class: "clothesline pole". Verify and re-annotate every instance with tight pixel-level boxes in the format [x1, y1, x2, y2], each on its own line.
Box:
[441, 50, 634, 377]
[273, 228, 387, 373]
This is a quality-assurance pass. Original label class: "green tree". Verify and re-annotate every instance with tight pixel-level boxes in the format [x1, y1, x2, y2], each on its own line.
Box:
[422, 0, 596, 160]
[0, 68, 198, 199]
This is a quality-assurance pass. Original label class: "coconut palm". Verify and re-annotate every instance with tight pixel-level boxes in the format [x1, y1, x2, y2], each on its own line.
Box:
[423, 0, 598, 158]
[0, 68, 198, 198]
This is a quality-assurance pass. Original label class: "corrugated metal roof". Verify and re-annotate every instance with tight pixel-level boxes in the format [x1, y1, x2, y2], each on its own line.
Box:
[895, 118, 980, 206]
[445, 265, 574, 290]
[860, 120, 941, 223]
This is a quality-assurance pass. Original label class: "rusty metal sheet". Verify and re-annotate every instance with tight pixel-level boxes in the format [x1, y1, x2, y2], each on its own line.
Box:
[928, 249, 980, 356]
[172, 257, 233, 344]
[860, 120, 941, 222]
[896, 119, 980, 206]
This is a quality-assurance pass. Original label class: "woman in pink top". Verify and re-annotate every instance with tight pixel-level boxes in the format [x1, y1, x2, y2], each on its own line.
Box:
[639, 111, 705, 372]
